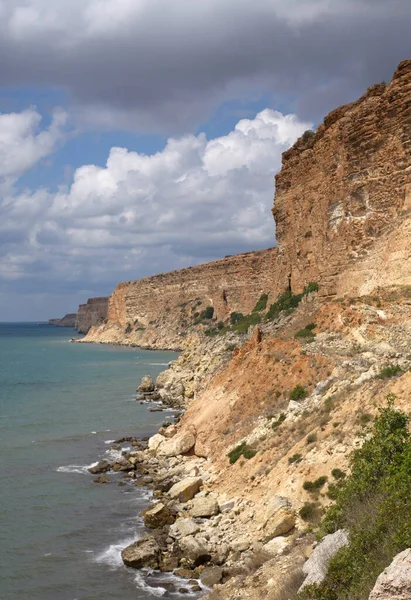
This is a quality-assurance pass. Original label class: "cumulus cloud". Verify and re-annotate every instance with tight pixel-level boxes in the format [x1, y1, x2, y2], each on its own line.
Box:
[0, 107, 311, 306]
[0, 0, 410, 131]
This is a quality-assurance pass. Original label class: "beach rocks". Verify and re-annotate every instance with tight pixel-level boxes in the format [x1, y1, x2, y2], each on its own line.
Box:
[263, 496, 296, 539]
[200, 566, 224, 587]
[158, 430, 196, 457]
[368, 548, 411, 599]
[179, 536, 211, 566]
[189, 496, 219, 518]
[169, 518, 200, 539]
[88, 460, 111, 474]
[299, 530, 349, 591]
[93, 475, 110, 484]
[168, 477, 202, 502]
[143, 503, 173, 529]
[121, 536, 160, 569]
[148, 434, 166, 451]
[137, 375, 155, 393]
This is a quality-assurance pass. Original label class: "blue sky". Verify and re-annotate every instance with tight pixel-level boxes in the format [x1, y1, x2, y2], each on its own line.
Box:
[0, 0, 410, 321]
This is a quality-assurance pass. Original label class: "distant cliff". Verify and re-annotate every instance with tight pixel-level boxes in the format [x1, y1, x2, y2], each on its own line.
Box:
[82, 59, 411, 348]
[48, 314, 76, 327]
[75, 297, 109, 334]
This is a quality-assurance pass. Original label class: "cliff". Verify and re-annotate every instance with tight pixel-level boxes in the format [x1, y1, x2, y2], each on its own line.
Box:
[75, 297, 109, 334]
[48, 313, 76, 327]
[83, 59, 411, 349]
[274, 59, 411, 297]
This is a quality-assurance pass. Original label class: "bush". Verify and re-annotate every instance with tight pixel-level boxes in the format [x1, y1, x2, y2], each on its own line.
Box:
[272, 413, 286, 429]
[299, 502, 320, 522]
[331, 468, 346, 480]
[295, 325, 316, 340]
[201, 306, 214, 320]
[306, 433, 317, 444]
[227, 442, 257, 464]
[299, 401, 411, 600]
[304, 282, 319, 294]
[230, 312, 244, 325]
[252, 293, 269, 312]
[303, 476, 327, 493]
[289, 453, 303, 464]
[377, 364, 404, 379]
[290, 385, 308, 401]
[265, 283, 319, 321]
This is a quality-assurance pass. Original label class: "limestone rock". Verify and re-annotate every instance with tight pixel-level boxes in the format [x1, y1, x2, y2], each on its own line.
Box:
[263, 536, 289, 556]
[169, 518, 200, 539]
[88, 460, 111, 474]
[368, 549, 411, 600]
[190, 497, 219, 518]
[299, 530, 349, 591]
[263, 496, 296, 539]
[168, 477, 202, 502]
[143, 503, 173, 529]
[179, 536, 211, 566]
[137, 375, 155, 393]
[158, 431, 196, 457]
[230, 538, 250, 553]
[148, 433, 166, 452]
[200, 566, 224, 587]
[121, 536, 160, 569]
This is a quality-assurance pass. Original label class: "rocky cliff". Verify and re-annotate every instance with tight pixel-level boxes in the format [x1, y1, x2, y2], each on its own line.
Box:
[274, 59, 411, 297]
[75, 297, 109, 334]
[48, 313, 76, 327]
[83, 60, 411, 349]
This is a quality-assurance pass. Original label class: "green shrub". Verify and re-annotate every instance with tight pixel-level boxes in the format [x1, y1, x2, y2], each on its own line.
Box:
[299, 502, 319, 522]
[265, 284, 319, 321]
[290, 385, 308, 401]
[306, 433, 317, 444]
[331, 468, 346, 480]
[295, 325, 316, 340]
[304, 282, 319, 294]
[252, 293, 269, 312]
[377, 364, 404, 379]
[201, 306, 214, 320]
[230, 312, 244, 325]
[231, 312, 261, 333]
[217, 321, 225, 330]
[227, 442, 257, 464]
[272, 413, 286, 430]
[299, 401, 411, 600]
[289, 453, 303, 464]
[303, 476, 328, 493]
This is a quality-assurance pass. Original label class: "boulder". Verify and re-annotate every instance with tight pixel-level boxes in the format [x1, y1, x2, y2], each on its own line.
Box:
[179, 536, 211, 566]
[93, 475, 110, 484]
[158, 431, 196, 457]
[112, 459, 134, 472]
[169, 518, 200, 539]
[230, 538, 250, 553]
[143, 503, 173, 529]
[168, 477, 202, 502]
[299, 530, 349, 591]
[121, 536, 160, 569]
[137, 375, 155, 393]
[88, 460, 111, 474]
[263, 496, 296, 539]
[263, 536, 289, 556]
[369, 549, 411, 599]
[200, 566, 224, 587]
[148, 433, 166, 452]
[190, 497, 219, 518]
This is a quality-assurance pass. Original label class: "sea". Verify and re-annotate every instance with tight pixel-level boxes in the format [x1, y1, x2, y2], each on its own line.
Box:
[0, 322, 197, 599]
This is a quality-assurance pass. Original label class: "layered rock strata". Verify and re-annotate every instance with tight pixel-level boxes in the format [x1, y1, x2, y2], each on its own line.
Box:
[48, 313, 76, 327]
[75, 297, 109, 333]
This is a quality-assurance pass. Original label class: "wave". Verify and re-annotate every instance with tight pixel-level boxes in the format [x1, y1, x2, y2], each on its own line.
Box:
[56, 461, 98, 474]
[133, 571, 167, 597]
[94, 536, 138, 569]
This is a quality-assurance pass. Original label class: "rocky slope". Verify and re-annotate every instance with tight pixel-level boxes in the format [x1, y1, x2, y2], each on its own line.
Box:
[83, 60, 411, 349]
[75, 297, 109, 333]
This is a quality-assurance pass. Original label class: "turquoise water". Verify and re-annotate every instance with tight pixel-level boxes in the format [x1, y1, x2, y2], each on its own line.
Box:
[0, 323, 185, 599]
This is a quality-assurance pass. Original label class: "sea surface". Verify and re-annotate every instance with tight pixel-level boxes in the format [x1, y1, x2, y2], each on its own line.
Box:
[0, 322, 193, 599]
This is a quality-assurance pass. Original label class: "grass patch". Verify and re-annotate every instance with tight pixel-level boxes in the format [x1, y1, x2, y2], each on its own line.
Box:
[252, 293, 268, 312]
[377, 364, 404, 379]
[295, 324, 316, 341]
[298, 399, 411, 600]
[290, 385, 308, 401]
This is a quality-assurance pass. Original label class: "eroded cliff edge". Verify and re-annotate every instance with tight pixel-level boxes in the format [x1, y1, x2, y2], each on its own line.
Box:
[83, 59, 411, 350]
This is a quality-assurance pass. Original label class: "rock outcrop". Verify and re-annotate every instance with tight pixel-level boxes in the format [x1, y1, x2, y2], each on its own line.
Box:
[369, 549, 411, 599]
[75, 297, 108, 333]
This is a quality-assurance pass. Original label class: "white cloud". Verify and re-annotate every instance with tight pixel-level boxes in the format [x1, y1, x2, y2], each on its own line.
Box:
[0, 107, 312, 298]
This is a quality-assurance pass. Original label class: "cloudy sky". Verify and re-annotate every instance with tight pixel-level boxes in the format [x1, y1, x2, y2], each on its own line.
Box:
[1, 0, 410, 320]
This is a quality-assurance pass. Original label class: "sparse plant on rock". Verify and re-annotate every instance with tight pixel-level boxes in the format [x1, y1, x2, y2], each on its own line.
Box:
[377, 364, 404, 379]
[290, 385, 308, 401]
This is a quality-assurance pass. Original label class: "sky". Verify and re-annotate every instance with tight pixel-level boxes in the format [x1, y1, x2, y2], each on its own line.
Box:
[0, 0, 410, 321]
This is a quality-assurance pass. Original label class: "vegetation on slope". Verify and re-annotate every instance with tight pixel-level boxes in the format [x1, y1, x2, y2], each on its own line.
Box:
[298, 398, 411, 600]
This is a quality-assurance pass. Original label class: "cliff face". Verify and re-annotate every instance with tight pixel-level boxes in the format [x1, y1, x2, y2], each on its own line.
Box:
[48, 314, 76, 327]
[75, 297, 109, 333]
[83, 59, 411, 348]
[83, 249, 284, 349]
[274, 59, 411, 297]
